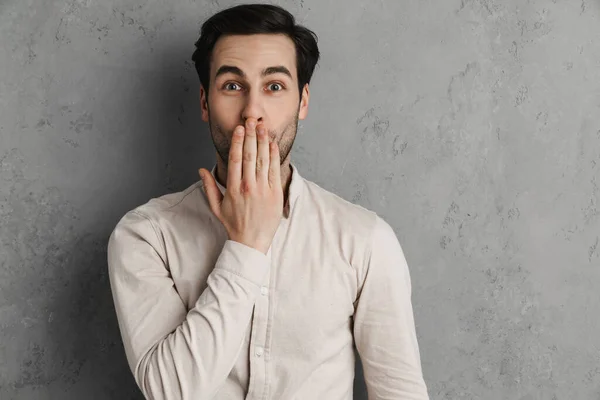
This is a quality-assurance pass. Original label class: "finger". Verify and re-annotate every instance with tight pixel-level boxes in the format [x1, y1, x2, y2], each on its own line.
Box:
[227, 125, 245, 192]
[242, 118, 258, 186]
[199, 168, 223, 219]
[256, 124, 270, 184]
[268, 140, 281, 189]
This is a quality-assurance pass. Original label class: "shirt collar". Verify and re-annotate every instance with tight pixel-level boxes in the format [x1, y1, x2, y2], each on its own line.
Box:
[209, 162, 304, 220]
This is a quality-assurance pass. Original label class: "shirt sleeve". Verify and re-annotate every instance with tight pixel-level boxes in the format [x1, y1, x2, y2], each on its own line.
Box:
[353, 215, 429, 400]
[107, 210, 269, 400]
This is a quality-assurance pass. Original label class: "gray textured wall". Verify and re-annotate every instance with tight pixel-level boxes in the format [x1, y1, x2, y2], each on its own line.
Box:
[1, 0, 599, 399]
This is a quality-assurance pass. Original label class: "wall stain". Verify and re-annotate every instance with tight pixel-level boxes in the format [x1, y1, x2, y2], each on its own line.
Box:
[582, 176, 599, 224]
[514, 85, 529, 107]
[456, 0, 502, 16]
[588, 236, 598, 263]
[69, 112, 93, 134]
[357, 106, 406, 161]
[35, 118, 52, 131]
[62, 138, 80, 148]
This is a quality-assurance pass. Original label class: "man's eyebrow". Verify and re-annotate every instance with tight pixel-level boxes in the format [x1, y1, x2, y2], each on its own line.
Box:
[261, 66, 292, 79]
[214, 65, 293, 80]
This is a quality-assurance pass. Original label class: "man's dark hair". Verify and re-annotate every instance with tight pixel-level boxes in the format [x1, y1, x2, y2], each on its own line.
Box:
[191, 3, 320, 100]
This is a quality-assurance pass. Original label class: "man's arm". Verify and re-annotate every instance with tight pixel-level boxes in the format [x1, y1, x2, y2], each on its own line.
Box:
[353, 215, 429, 400]
[107, 210, 269, 400]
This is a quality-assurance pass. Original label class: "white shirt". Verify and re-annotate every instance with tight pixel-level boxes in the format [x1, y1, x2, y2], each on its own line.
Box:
[107, 162, 429, 399]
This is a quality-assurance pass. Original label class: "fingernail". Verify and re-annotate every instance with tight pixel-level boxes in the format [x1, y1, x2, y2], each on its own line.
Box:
[248, 120, 256, 129]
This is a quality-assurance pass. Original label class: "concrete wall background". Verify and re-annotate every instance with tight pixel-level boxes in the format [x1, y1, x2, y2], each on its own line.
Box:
[1, 0, 599, 398]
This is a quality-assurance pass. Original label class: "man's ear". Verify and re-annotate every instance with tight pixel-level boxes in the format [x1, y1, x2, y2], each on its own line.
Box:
[200, 85, 209, 122]
[299, 83, 310, 120]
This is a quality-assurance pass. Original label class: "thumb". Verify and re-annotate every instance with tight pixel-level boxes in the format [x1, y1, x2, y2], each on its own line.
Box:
[199, 168, 223, 217]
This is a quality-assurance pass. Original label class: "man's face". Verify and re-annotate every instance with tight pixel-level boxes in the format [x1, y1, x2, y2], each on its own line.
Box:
[200, 33, 310, 168]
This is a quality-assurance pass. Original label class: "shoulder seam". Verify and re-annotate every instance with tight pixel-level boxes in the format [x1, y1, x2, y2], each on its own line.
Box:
[366, 212, 380, 271]
[130, 209, 168, 263]
[140, 182, 202, 214]
[163, 182, 202, 212]
[353, 212, 379, 308]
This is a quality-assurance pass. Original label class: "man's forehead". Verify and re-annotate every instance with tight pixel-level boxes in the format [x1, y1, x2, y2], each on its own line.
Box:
[211, 34, 296, 77]
[214, 33, 295, 51]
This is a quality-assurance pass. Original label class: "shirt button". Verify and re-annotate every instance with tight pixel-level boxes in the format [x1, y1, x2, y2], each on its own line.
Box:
[255, 346, 264, 357]
[260, 286, 268, 296]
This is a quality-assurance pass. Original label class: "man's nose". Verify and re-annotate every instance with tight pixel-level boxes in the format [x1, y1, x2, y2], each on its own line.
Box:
[240, 117, 263, 126]
[241, 91, 264, 125]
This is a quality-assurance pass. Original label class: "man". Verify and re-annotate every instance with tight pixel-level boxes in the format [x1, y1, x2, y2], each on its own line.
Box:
[107, 3, 429, 399]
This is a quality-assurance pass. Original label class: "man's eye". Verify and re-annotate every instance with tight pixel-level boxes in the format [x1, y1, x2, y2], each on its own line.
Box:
[268, 83, 284, 91]
[224, 82, 241, 91]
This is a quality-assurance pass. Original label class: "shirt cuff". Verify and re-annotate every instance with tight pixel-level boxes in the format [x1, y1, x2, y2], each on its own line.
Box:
[213, 239, 271, 286]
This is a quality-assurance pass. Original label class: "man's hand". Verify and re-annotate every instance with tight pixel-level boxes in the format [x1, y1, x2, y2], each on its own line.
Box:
[199, 118, 284, 255]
